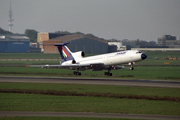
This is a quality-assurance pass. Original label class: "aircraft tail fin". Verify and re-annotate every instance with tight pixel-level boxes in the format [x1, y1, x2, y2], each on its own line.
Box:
[54, 42, 74, 63]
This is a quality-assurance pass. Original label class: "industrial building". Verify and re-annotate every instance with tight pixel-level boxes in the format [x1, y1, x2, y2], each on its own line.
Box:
[108, 41, 126, 51]
[157, 35, 176, 46]
[38, 32, 68, 52]
[157, 35, 180, 48]
[38, 33, 116, 54]
[0, 34, 30, 53]
[29, 43, 41, 53]
[166, 40, 180, 48]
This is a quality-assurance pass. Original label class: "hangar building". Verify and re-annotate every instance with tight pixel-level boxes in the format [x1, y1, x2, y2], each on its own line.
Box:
[38, 33, 116, 54]
[0, 34, 30, 53]
[38, 32, 68, 52]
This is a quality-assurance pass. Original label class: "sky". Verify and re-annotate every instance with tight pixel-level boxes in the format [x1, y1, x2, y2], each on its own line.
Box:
[0, 0, 180, 41]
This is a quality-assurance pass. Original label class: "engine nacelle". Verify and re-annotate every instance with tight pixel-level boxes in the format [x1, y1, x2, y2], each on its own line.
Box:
[62, 59, 76, 65]
[72, 51, 85, 58]
[72, 59, 76, 64]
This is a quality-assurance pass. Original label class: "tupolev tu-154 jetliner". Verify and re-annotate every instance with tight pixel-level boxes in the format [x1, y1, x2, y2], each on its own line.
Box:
[27, 42, 147, 76]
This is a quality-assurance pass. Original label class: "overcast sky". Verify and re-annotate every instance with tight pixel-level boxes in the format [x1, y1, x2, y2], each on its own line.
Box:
[0, 0, 180, 41]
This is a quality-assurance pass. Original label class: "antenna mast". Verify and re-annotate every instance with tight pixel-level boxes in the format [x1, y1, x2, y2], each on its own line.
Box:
[9, 1, 14, 32]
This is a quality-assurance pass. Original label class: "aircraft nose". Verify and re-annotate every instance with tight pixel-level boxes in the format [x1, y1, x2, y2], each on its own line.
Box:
[141, 54, 147, 60]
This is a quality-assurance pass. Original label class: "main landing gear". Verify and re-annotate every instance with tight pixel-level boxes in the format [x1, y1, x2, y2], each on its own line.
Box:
[104, 72, 112, 76]
[73, 71, 81, 76]
[104, 69, 113, 76]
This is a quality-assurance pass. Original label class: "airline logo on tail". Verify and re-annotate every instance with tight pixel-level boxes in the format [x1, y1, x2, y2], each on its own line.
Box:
[62, 46, 69, 58]
[54, 42, 74, 63]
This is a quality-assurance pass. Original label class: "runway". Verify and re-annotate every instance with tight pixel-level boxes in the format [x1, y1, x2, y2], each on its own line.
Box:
[0, 111, 180, 120]
[0, 76, 180, 88]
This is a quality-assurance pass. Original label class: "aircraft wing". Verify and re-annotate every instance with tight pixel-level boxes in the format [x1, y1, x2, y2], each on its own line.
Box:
[26, 63, 105, 70]
[116, 65, 125, 69]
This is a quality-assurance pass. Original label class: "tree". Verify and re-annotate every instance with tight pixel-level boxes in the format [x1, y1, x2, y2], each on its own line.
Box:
[0, 27, 13, 34]
[74, 32, 84, 35]
[55, 31, 70, 34]
[86, 33, 95, 37]
[25, 29, 38, 42]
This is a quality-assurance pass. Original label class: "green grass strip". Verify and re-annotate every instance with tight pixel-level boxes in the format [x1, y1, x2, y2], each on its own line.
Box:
[1, 93, 180, 115]
[0, 82, 179, 97]
[0, 89, 179, 102]
[0, 117, 138, 120]
[1, 66, 180, 80]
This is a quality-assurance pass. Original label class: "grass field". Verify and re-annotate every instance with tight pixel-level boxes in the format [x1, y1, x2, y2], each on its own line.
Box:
[0, 117, 138, 120]
[0, 82, 179, 97]
[1, 93, 179, 115]
[0, 66, 180, 80]
[0, 83, 180, 115]
[0, 53, 60, 59]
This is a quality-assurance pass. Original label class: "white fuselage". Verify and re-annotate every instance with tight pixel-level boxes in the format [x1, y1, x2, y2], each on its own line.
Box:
[62, 50, 144, 66]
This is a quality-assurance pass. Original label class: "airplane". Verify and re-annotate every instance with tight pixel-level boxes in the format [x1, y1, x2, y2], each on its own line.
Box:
[26, 42, 147, 76]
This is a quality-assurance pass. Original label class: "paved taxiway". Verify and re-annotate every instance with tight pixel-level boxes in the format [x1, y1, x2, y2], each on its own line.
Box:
[0, 111, 180, 120]
[0, 76, 180, 88]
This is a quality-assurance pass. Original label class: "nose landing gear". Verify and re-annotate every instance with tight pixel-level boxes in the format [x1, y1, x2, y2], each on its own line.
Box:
[130, 67, 134, 70]
[130, 62, 134, 70]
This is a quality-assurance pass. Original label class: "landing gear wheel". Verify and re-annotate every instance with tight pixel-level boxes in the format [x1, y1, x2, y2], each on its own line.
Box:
[73, 71, 81, 76]
[73, 71, 76, 75]
[104, 72, 113, 76]
[108, 73, 112, 76]
[130, 67, 134, 70]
